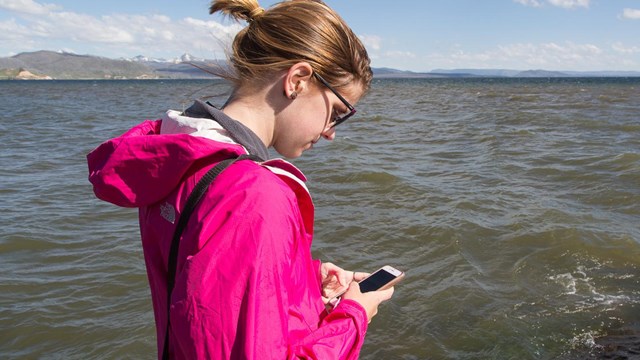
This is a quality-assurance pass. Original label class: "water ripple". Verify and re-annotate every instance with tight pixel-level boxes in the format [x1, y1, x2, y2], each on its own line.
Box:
[2, 78, 639, 359]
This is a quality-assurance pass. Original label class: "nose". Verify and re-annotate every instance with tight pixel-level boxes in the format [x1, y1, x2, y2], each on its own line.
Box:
[321, 126, 336, 141]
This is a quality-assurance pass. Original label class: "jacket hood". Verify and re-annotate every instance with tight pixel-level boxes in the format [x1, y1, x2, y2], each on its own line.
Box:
[87, 116, 246, 208]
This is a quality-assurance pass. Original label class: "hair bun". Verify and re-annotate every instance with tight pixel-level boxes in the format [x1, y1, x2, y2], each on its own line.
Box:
[209, 1, 265, 23]
[248, 6, 265, 21]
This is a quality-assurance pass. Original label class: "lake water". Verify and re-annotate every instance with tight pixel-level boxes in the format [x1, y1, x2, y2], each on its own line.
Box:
[1, 78, 638, 359]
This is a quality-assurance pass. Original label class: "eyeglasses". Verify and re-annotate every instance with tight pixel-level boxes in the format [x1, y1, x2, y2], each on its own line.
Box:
[313, 72, 356, 128]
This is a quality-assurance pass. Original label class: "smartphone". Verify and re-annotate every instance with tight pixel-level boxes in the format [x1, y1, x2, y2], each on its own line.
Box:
[358, 265, 405, 293]
[326, 265, 404, 310]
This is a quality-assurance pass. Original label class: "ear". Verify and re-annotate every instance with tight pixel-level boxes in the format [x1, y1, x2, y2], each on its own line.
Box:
[283, 62, 314, 98]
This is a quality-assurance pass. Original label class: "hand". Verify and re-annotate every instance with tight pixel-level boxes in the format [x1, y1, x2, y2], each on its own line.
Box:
[342, 281, 394, 323]
[320, 263, 370, 304]
[320, 262, 350, 303]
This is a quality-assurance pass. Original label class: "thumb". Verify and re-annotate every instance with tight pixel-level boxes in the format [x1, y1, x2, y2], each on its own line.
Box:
[375, 286, 395, 302]
[344, 280, 363, 297]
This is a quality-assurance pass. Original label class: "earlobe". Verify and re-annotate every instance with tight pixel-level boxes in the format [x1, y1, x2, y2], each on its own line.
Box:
[283, 82, 299, 100]
[283, 62, 314, 99]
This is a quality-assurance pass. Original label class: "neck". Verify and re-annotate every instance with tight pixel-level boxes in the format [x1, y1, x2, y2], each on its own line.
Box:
[222, 80, 286, 149]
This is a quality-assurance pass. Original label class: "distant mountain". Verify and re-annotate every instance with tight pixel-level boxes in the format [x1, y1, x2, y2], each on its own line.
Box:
[515, 70, 569, 77]
[431, 68, 520, 77]
[127, 55, 165, 63]
[372, 67, 475, 78]
[431, 68, 640, 77]
[0, 50, 156, 79]
[561, 70, 640, 77]
[0, 50, 220, 80]
[1, 50, 639, 80]
[141, 57, 228, 79]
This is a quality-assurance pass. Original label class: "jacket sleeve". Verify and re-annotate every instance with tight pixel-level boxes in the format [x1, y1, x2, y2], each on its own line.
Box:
[290, 258, 368, 359]
[288, 300, 368, 360]
[179, 164, 368, 360]
[248, 176, 369, 360]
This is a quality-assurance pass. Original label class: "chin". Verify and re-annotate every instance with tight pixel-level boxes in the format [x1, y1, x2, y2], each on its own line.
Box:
[288, 150, 304, 159]
[275, 146, 304, 159]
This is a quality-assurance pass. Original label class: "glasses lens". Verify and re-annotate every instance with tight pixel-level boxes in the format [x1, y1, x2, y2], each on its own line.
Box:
[331, 108, 356, 128]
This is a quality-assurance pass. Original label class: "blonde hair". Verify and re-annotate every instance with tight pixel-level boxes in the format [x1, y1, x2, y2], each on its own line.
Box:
[209, 0, 372, 92]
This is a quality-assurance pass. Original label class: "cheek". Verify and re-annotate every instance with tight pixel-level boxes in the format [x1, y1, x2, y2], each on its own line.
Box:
[296, 104, 328, 133]
[307, 91, 332, 120]
[312, 99, 333, 127]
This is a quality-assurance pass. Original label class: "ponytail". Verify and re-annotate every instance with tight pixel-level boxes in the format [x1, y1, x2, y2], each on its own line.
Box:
[209, 0, 265, 23]
[208, 0, 372, 91]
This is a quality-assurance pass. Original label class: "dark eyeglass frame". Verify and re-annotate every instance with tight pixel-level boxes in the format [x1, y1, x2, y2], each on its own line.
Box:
[313, 72, 356, 128]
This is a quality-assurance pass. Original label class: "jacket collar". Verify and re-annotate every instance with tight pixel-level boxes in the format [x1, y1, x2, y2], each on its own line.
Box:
[183, 100, 269, 161]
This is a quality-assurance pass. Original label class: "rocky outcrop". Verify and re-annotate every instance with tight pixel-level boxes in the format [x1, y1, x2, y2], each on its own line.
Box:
[15, 69, 52, 80]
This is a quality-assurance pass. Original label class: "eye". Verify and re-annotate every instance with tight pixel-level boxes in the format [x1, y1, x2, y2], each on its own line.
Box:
[333, 105, 349, 119]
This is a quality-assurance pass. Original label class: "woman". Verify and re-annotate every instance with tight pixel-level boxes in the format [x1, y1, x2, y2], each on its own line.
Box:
[87, 0, 394, 358]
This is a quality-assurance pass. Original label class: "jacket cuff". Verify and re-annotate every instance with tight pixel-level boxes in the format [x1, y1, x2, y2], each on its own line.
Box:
[334, 299, 369, 335]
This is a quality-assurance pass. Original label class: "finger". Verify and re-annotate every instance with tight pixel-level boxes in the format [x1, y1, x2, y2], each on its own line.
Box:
[353, 272, 370, 282]
[376, 286, 395, 302]
[324, 263, 347, 279]
[344, 280, 362, 296]
[368, 308, 379, 324]
[323, 262, 335, 274]
[338, 270, 349, 286]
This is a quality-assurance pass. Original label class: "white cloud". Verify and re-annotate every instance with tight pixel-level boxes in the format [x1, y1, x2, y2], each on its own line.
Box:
[622, 8, 640, 20]
[0, 0, 243, 59]
[0, 0, 61, 15]
[384, 50, 416, 59]
[547, 0, 589, 9]
[514, 0, 543, 7]
[359, 35, 382, 51]
[0, 18, 31, 39]
[417, 41, 629, 71]
[612, 42, 640, 54]
[514, 0, 589, 9]
[497, 42, 601, 65]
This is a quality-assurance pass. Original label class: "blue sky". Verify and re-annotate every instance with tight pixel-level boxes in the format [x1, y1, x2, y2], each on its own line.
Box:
[1, 0, 639, 71]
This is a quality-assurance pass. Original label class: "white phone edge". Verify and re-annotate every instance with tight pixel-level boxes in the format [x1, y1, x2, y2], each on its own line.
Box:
[379, 265, 404, 277]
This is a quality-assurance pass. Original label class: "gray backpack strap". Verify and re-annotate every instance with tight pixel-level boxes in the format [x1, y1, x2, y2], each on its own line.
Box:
[162, 153, 262, 359]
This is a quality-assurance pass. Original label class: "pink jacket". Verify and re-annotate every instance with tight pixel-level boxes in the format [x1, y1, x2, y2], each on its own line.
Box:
[87, 118, 368, 359]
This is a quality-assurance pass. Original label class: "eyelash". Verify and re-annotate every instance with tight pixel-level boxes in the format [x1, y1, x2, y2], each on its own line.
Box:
[332, 109, 343, 121]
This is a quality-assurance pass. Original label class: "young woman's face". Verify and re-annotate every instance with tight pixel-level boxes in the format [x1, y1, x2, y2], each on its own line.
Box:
[274, 80, 364, 158]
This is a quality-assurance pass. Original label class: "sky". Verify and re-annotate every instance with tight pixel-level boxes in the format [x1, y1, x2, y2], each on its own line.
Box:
[1, 0, 639, 72]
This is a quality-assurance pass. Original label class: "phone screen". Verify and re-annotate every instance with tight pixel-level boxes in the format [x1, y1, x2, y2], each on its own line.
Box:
[359, 269, 398, 293]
